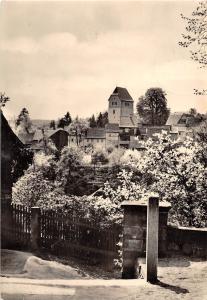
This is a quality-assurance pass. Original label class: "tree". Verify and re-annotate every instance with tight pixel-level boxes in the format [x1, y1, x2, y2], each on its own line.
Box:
[68, 117, 89, 145]
[57, 112, 72, 128]
[136, 88, 170, 125]
[50, 120, 56, 130]
[97, 111, 108, 127]
[103, 132, 207, 227]
[179, 1, 207, 95]
[96, 112, 103, 127]
[0, 93, 10, 108]
[102, 111, 108, 127]
[193, 119, 207, 167]
[16, 108, 33, 133]
[12, 148, 34, 183]
[12, 153, 58, 207]
[189, 108, 197, 116]
[89, 114, 96, 128]
[64, 112, 72, 126]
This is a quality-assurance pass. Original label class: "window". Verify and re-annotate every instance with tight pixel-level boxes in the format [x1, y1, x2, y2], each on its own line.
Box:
[112, 101, 117, 106]
[125, 102, 130, 106]
[113, 109, 115, 114]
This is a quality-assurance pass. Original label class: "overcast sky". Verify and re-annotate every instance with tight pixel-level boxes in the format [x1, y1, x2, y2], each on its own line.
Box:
[0, 0, 206, 121]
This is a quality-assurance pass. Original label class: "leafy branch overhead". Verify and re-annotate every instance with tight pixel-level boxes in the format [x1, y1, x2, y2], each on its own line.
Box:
[179, 1, 207, 68]
[0, 93, 10, 108]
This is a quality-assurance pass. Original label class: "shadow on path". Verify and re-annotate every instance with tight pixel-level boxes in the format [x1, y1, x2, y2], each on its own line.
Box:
[154, 280, 189, 294]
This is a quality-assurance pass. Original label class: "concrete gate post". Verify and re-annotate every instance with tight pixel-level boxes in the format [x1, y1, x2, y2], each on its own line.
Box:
[31, 207, 41, 251]
[121, 197, 171, 280]
[146, 196, 159, 283]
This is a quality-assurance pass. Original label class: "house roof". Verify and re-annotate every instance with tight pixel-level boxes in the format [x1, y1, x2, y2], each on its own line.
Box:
[18, 132, 35, 144]
[1, 111, 24, 150]
[112, 87, 133, 102]
[145, 126, 171, 137]
[86, 128, 105, 139]
[33, 128, 69, 141]
[166, 112, 184, 126]
[33, 130, 43, 141]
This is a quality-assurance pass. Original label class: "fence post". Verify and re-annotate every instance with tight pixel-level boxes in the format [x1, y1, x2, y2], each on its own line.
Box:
[31, 207, 40, 251]
[146, 196, 159, 283]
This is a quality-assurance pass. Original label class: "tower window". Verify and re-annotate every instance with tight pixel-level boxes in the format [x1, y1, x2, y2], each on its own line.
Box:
[113, 110, 115, 114]
[112, 101, 117, 106]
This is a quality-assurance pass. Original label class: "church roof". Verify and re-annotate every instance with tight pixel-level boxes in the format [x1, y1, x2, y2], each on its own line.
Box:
[119, 115, 138, 128]
[112, 87, 133, 102]
[105, 123, 120, 132]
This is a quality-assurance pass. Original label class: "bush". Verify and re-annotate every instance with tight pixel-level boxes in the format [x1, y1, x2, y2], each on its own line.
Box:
[91, 147, 109, 165]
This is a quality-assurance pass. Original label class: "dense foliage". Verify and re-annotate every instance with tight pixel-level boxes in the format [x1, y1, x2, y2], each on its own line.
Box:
[13, 130, 207, 228]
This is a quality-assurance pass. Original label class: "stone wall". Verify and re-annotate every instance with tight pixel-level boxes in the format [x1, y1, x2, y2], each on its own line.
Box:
[167, 225, 207, 258]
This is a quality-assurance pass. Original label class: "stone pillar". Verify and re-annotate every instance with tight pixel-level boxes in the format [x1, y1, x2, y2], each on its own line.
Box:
[121, 199, 171, 279]
[146, 196, 159, 283]
[31, 207, 40, 251]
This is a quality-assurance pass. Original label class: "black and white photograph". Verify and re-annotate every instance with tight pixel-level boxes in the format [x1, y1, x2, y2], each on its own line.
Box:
[1, 0, 207, 299]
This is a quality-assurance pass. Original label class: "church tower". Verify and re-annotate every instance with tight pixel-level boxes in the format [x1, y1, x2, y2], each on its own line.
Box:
[108, 87, 136, 129]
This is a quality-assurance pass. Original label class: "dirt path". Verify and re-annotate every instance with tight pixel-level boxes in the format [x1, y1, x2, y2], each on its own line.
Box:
[1, 250, 207, 299]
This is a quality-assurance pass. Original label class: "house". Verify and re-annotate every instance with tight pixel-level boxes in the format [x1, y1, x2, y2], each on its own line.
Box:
[19, 128, 69, 152]
[136, 125, 171, 141]
[17, 131, 35, 147]
[1, 111, 24, 206]
[1, 112, 24, 247]
[105, 123, 120, 148]
[166, 112, 203, 139]
[84, 128, 106, 148]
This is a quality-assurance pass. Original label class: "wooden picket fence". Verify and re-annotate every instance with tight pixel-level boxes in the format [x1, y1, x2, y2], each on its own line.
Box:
[3, 203, 121, 269]
[1, 203, 31, 249]
[40, 210, 121, 269]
